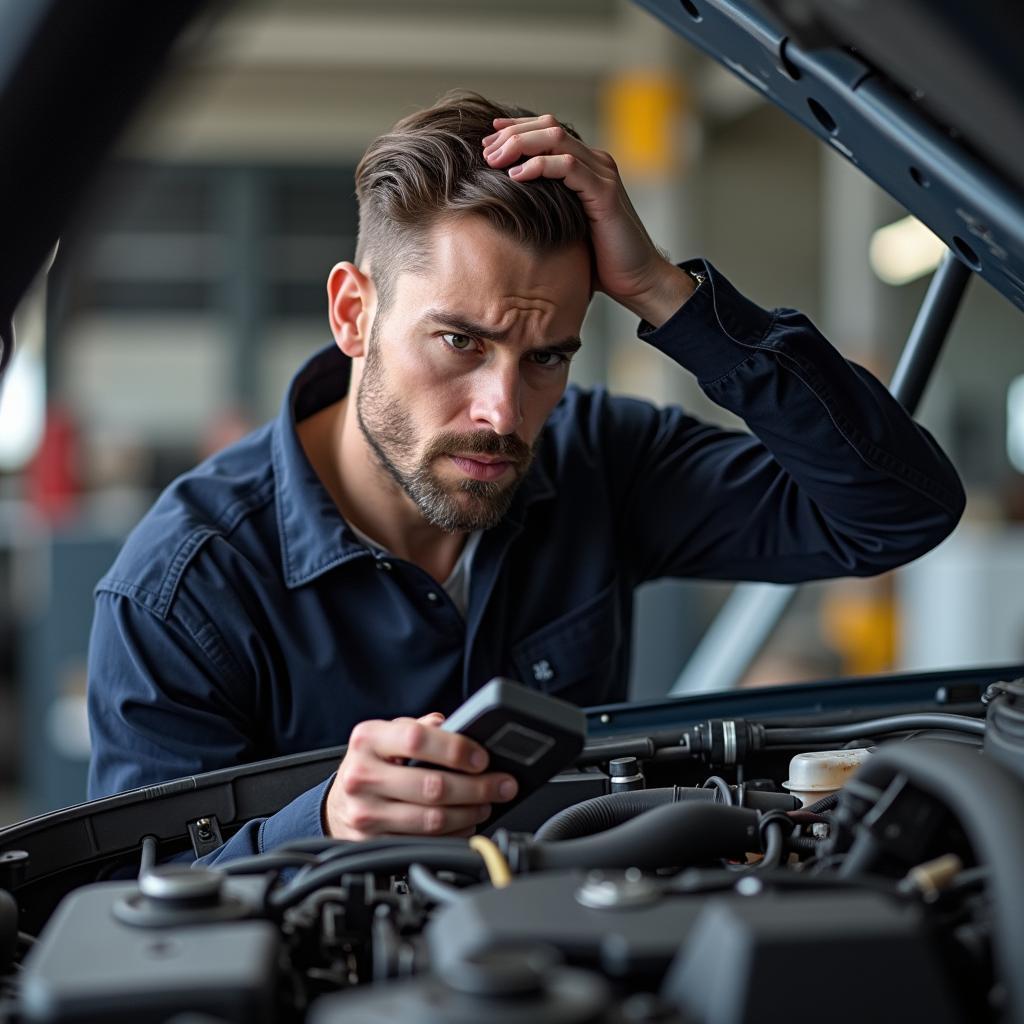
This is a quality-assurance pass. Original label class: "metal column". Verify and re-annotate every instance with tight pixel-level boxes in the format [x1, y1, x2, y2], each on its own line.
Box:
[888, 252, 973, 412]
[669, 249, 972, 696]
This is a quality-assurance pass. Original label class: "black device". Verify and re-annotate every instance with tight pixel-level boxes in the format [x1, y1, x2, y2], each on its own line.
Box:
[410, 677, 587, 829]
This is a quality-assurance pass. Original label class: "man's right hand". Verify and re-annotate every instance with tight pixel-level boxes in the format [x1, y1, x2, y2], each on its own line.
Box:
[324, 712, 519, 840]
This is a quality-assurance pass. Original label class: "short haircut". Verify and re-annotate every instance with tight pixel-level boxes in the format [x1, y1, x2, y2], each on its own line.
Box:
[354, 90, 592, 312]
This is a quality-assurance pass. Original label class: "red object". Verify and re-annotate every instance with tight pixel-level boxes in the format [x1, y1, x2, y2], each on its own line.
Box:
[26, 404, 81, 525]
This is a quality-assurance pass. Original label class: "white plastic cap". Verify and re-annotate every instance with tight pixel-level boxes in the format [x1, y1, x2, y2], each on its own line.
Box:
[782, 747, 873, 806]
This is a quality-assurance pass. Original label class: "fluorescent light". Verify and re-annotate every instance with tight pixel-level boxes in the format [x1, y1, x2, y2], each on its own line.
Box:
[869, 215, 946, 285]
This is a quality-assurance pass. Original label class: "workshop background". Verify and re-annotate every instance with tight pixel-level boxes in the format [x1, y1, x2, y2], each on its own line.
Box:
[1, 0, 1021, 820]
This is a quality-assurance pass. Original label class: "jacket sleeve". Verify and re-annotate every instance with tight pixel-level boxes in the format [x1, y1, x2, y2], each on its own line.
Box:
[610, 258, 965, 584]
[87, 589, 332, 863]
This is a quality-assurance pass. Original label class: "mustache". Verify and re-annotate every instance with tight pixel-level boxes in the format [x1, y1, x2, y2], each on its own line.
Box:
[425, 430, 533, 465]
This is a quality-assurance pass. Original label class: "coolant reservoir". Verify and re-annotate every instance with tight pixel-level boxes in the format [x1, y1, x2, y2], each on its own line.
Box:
[782, 748, 872, 806]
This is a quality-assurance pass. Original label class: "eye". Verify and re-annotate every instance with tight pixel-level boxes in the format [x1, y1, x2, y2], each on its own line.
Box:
[528, 350, 570, 368]
[441, 332, 475, 352]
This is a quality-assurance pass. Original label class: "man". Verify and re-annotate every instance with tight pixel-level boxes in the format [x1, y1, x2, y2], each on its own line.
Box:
[86, 92, 964, 861]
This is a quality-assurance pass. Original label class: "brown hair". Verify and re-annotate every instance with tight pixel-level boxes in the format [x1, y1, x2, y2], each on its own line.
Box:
[354, 90, 591, 311]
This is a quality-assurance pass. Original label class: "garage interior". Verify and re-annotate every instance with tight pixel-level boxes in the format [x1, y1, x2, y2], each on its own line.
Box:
[0, 0, 1021, 820]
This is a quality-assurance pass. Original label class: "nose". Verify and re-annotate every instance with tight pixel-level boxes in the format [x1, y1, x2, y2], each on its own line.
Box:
[468, 359, 523, 436]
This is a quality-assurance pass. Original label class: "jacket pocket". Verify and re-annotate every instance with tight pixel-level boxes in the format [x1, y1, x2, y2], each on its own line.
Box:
[510, 580, 621, 704]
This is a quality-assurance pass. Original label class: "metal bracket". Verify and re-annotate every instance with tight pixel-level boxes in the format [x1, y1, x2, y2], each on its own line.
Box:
[187, 815, 224, 859]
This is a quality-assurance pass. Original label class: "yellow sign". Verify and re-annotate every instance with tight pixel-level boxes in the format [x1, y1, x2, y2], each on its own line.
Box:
[603, 73, 687, 177]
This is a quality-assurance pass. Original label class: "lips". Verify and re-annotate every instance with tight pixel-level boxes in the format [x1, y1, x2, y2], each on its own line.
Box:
[453, 453, 505, 464]
[448, 455, 513, 482]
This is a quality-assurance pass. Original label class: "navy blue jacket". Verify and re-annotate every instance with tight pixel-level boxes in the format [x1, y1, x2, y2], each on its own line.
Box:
[86, 259, 965, 863]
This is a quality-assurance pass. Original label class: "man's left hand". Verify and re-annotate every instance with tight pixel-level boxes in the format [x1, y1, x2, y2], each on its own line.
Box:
[482, 114, 695, 327]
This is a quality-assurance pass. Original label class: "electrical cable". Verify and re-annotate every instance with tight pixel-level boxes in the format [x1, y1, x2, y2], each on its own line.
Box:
[468, 835, 512, 888]
[764, 713, 984, 746]
[268, 845, 486, 911]
[702, 776, 734, 805]
[407, 863, 464, 906]
[288, 835, 472, 886]
[272, 838, 357, 856]
[311, 835, 470, 861]
[219, 852, 320, 875]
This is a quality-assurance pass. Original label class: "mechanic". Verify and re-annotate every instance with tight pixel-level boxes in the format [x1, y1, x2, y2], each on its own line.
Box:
[86, 92, 965, 863]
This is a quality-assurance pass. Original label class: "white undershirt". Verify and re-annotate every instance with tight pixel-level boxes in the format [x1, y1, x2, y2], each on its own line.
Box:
[348, 522, 482, 619]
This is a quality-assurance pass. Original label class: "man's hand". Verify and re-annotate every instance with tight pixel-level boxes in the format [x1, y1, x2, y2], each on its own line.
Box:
[482, 114, 695, 328]
[325, 712, 519, 840]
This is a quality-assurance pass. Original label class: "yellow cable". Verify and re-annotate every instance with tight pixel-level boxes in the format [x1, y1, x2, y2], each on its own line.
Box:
[469, 834, 512, 889]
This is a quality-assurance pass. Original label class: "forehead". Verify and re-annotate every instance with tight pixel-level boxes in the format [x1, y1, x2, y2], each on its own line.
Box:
[391, 214, 592, 330]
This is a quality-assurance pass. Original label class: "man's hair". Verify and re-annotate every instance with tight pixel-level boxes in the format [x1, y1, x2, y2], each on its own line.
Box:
[354, 90, 592, 312]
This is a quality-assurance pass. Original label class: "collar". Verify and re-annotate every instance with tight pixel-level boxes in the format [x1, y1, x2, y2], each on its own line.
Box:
[272, 344, 556, 589]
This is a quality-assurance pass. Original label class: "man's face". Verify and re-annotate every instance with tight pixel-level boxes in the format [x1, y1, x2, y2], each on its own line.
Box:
[356, 214, 591, 532]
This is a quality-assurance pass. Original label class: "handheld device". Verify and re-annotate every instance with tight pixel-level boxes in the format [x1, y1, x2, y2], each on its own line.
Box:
[410, 677, 587, 829]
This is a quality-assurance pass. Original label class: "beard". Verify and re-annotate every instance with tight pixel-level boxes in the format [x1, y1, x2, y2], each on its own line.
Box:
[355, 324, 537, 533]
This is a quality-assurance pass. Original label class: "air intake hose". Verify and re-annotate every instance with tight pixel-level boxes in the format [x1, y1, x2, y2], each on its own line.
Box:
[535, 786, 796, 841]
[528, 801, 759, 872]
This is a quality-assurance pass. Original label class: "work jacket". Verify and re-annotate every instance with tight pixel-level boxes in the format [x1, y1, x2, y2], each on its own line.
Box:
[86, 259, 965, 862]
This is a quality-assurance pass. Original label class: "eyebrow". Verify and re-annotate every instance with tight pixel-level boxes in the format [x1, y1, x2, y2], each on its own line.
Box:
[420, 308, 582, 355]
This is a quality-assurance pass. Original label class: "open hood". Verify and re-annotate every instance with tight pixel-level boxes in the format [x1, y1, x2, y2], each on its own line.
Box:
[636, 0, 1024, 313]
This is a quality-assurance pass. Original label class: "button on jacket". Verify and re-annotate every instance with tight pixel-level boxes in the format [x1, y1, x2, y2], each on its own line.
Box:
[86, 259, 965, 863]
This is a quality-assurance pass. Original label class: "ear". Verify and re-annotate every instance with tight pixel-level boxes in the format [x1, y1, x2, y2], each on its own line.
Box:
[327, 262, 375, 358]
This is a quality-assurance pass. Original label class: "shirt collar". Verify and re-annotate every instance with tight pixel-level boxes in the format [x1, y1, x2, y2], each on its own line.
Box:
[272, 344, 556, 589]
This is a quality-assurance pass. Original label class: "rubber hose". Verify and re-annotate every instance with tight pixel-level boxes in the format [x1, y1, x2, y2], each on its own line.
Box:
[535, 787, 694, 841]
[804, 792, 840, 814]
[839, 740, 1024, 1024]
[269, 846, 485, 909]
[765, 713, 984, 746]
[138, 835, 158, 877]
[758, 820, 784, 869]
[407, 863, 462, 906]
[787, 836, 822, 853]
[529, 801, 759, 872]
[535, 786, 796, 842]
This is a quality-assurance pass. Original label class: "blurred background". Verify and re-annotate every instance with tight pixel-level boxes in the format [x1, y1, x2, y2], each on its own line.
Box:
[1, 0, 1022, 820]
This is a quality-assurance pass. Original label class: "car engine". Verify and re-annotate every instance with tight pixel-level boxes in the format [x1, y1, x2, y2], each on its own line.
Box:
[1, 677, 1022, 1024]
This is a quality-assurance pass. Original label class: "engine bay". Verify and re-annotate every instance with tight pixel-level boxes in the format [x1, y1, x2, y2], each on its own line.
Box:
[2, 673, 1022, 1024]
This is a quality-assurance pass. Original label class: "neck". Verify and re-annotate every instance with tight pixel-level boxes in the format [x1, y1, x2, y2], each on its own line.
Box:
[297, 395, 468, 583]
